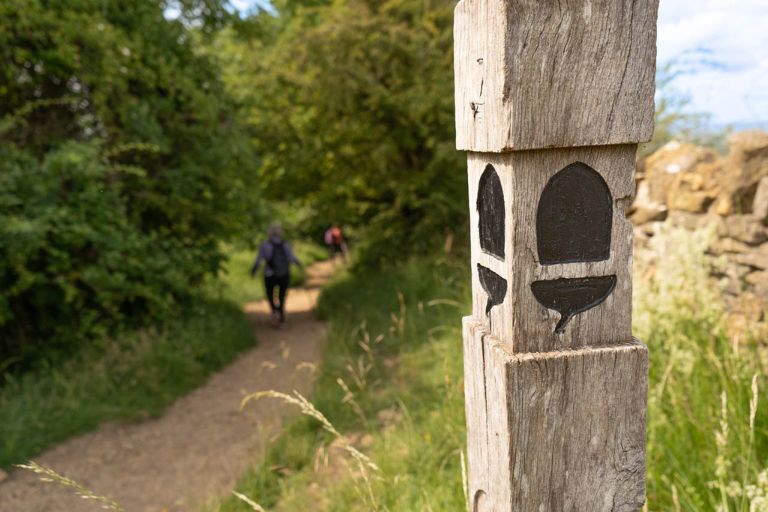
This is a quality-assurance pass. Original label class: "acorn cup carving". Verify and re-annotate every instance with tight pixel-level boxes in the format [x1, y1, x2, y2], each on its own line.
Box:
[478, 263, 507, 316]
[531, 162, 617, 333]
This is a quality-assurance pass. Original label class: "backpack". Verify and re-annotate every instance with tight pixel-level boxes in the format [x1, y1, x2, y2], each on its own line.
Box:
[331, 227, 342, 244]
[268, 241, 290, 277]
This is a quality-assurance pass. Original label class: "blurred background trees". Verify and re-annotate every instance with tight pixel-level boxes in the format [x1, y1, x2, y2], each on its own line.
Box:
[0, 0, 725, 366]
[225, 0, 465, 266]
[644, 61, 730, 156]
[0, 0, 259, 365]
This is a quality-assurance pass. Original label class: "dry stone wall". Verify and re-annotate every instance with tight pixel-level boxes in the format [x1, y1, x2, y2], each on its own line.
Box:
[631, 130, 768, 336]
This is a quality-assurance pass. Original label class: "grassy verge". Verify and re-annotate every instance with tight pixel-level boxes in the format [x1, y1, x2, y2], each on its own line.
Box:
[0, 298, 254, 469]
[213, 227, 767, 512]
[0, 241, 326, 470]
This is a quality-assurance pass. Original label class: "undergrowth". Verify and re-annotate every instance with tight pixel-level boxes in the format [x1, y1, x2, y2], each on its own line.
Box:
[213, 226, 767, 512]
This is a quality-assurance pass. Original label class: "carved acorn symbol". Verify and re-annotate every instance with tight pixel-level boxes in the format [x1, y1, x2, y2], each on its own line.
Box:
[531, 162, 617, 333]
[476, 164, 507, 317]
[477, 164, 504, 259]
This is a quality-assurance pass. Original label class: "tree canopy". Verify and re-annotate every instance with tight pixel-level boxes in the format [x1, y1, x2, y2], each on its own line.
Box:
[227, 0, 465, 265]
[0, 0, 259, 364]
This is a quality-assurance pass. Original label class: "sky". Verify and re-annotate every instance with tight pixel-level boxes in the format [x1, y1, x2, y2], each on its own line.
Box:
[230, 0, 768, 127]
[657, 0, 768, 127]
[229, 0, 274, 15]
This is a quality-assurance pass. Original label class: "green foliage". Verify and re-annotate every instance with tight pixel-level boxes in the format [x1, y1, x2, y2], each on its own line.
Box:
[0, 0, 260, 367]
[0, 297, 255, 469]
[227, 0, 465, 266]
[1, 143, 180, 361]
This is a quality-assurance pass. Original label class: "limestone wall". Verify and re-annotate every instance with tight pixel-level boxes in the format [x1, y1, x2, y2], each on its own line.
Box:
[631, 130, 768, 334]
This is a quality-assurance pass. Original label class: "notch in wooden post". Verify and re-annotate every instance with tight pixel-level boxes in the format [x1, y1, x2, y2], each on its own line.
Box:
[456, 1, 658, 510]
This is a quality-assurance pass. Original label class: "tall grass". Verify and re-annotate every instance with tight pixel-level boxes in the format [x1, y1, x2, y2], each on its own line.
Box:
[637, 226, 768, 511]
[214, 226, 766, 511]
[212, 255, 469, 511]
[19, 461, 127, 511]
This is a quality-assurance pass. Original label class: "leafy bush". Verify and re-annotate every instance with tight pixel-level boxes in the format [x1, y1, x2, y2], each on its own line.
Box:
[1, 142, 187, 361]
[0, 0, 259, 368]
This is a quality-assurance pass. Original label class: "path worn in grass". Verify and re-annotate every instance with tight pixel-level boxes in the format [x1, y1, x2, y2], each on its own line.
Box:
[0, 260, 335, 512]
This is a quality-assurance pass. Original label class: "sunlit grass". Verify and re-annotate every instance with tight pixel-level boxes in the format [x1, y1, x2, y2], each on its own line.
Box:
[0, 298, 255, 469]
[637, 226, 768, 511]
[214, 228, 766, 512]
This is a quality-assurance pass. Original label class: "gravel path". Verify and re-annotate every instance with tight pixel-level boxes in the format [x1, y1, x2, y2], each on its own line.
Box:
[0, 260, 335, 512]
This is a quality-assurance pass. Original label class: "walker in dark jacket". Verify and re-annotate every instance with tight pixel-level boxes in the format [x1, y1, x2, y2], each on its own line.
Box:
[251, 226, 302, 324]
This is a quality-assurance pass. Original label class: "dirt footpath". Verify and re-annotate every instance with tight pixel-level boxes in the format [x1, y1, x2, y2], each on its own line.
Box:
[0, 260, 335, 512]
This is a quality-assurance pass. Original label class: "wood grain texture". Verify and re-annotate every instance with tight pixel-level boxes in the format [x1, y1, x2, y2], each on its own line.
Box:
[463, 319, 647, 512]
[455, 0, 659, 152]
[468, 145, 636, 352]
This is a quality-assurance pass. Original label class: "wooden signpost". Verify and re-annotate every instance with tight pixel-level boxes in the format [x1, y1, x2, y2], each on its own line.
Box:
[455, 1, 658, 510]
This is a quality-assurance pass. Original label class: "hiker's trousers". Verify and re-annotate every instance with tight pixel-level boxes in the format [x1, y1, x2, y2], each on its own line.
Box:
[264, 274, 290, 321]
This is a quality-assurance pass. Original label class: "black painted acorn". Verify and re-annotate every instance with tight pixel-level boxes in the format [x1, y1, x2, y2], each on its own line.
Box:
[531, 162, 617, 333]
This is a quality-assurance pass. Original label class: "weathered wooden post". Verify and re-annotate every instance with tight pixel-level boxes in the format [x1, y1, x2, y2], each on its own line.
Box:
[455, 1, 658, 510]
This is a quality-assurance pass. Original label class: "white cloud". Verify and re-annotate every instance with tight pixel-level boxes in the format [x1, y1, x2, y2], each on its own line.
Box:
[230, 0, 256, 10]
[657, 0, 768, 124]
[229, 0, 274, 15]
